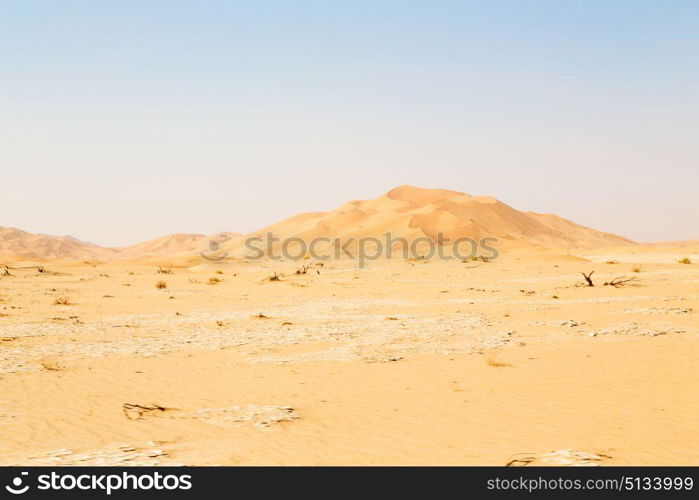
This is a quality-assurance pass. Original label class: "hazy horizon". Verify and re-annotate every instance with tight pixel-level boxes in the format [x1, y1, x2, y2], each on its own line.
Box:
[2, 1, 698, 246]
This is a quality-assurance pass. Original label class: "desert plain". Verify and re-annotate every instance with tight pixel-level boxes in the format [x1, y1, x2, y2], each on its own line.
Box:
[1, 187, 698, 466]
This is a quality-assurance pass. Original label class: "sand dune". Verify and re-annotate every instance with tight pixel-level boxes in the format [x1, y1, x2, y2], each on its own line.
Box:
[0, 228, 239, 263]
[213, 185, 637, 261]
[0, 227, 118, 261]
[116, 233, 209, 259]
[260, 185, 636, 248]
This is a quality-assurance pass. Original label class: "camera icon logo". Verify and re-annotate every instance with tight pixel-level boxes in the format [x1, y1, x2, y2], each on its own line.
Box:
[5, 472, 29, 494]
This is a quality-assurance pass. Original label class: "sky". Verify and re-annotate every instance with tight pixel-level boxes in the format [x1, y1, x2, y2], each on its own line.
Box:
[1, 0, 698, 246]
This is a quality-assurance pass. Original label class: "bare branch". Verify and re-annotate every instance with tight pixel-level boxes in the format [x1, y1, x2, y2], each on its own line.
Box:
[604, 276, 638, 287]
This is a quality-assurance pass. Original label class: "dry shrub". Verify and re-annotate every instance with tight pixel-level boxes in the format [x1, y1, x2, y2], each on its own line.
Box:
[53, 297, 71, 305]
[155, 280, 167, 290]
[486, 358, 512, 368]
[40, 360, 63, 371]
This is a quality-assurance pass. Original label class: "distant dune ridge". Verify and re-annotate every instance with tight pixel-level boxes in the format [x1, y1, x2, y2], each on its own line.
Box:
[0, 228, 227, 262]
[0, 185, 652, 262]
[0, 227, 119, 261]
[116, 233, 209, 258]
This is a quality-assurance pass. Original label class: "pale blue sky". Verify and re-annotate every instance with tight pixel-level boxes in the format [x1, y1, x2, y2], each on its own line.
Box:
[2, 1, 697, 245]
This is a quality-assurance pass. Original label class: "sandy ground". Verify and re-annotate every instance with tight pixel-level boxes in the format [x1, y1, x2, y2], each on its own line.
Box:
[1, 251, 698, 465]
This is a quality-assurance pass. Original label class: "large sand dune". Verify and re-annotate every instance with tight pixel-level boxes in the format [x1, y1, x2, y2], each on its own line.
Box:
[222, 185, 636, 257]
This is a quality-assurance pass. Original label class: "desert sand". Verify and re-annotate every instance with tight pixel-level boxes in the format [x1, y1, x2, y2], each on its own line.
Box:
[1, 187, 698, 465]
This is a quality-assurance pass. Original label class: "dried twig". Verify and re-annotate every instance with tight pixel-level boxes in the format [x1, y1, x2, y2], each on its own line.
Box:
[122, 403, 172, 420]
[604, 276, 638, 287]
